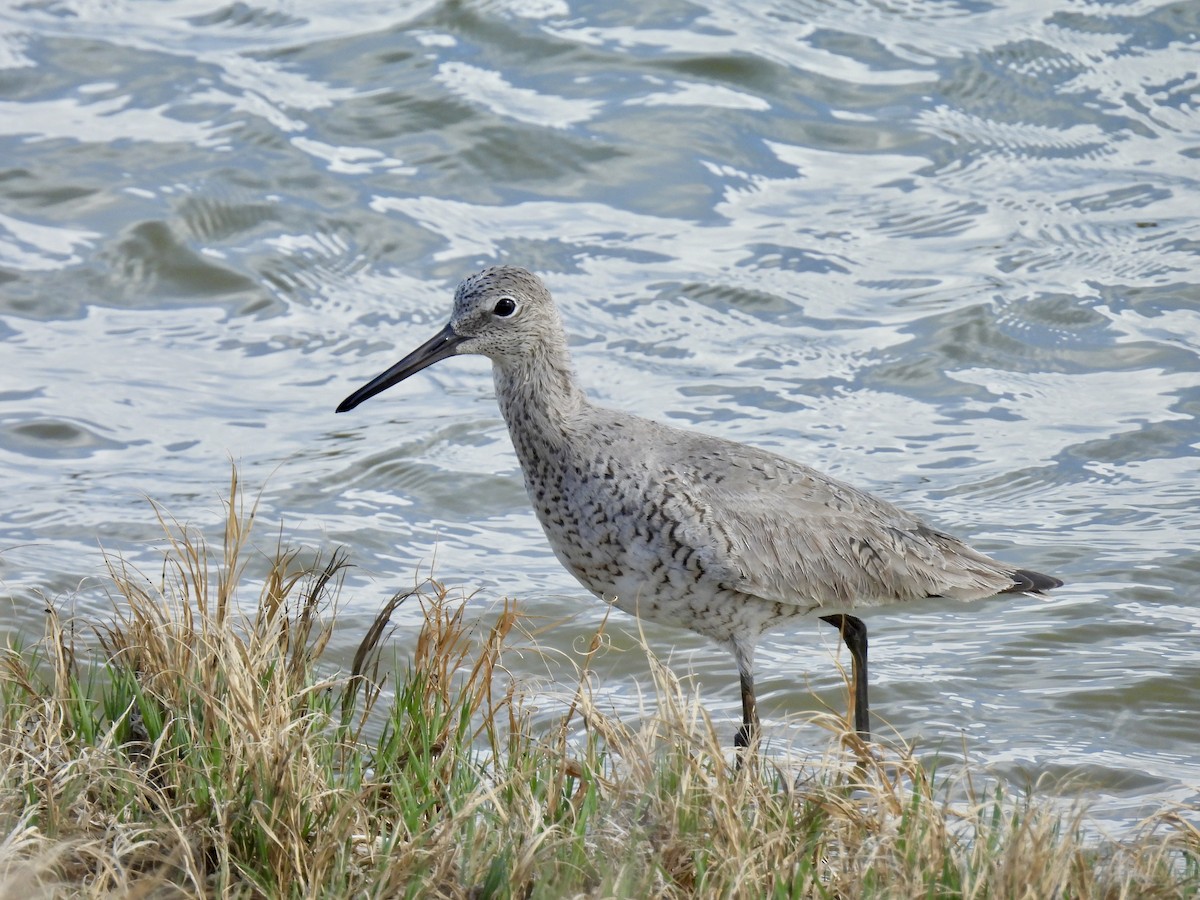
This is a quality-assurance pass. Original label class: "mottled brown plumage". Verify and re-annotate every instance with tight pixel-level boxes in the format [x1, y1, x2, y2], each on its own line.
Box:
[337, 266, 1061, 748]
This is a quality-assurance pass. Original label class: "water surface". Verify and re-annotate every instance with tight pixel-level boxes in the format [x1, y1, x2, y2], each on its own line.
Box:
[2, 0, 1198, 828]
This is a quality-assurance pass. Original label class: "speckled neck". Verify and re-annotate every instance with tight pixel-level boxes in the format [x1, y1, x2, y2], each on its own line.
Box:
[492, 338, 586, 455]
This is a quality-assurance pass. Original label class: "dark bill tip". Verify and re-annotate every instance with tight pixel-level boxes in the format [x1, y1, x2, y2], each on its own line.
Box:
[336, 324, 462, 413]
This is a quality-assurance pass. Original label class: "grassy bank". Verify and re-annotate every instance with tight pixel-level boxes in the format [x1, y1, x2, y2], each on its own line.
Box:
[0, 473, 1196, 897]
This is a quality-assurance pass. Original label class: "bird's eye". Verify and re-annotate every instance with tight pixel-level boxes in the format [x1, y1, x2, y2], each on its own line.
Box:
[493, 297, 517, 317]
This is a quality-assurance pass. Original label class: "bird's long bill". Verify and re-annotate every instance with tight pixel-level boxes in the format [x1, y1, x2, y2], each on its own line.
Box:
[336, 324, 463, 413]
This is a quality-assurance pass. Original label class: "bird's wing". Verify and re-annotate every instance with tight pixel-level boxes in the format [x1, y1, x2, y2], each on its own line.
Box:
[661, 439, 1023, 610]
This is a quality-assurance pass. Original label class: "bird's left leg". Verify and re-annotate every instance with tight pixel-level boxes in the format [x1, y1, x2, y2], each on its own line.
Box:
[729, 638, 759, 751]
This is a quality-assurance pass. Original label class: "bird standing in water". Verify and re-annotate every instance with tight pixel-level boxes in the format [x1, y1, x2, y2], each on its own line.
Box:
[337, 266, 1061, 748]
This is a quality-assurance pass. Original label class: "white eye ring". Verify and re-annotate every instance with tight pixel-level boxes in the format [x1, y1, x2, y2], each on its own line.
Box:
[493, 296, 518, 317]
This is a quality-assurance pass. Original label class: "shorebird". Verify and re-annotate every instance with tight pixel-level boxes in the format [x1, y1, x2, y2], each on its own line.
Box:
[337, 266, 1061, 748]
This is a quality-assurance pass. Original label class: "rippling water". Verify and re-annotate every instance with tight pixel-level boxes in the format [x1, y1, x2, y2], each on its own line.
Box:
[2, 1, 1198, 828]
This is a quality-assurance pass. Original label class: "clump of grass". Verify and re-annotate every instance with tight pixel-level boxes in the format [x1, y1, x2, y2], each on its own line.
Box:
[0, 469, 1195, 897]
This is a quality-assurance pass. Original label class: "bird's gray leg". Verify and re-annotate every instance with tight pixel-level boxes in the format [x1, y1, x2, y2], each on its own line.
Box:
[729, 639, 759, 750]
[819, 614, 870, 740]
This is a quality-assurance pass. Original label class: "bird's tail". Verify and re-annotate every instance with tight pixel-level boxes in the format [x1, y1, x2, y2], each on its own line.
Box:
[1005, 568, 1063, 594]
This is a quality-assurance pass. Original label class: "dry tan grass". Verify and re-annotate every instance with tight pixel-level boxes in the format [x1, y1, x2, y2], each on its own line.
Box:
[0, 468, 1195, 897]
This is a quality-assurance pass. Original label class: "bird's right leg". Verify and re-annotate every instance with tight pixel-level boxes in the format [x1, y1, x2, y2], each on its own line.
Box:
[819, 613, 871, 740]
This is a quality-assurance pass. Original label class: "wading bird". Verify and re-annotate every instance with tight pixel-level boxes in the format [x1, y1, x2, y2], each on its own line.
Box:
[337, 267, 1061, 748]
